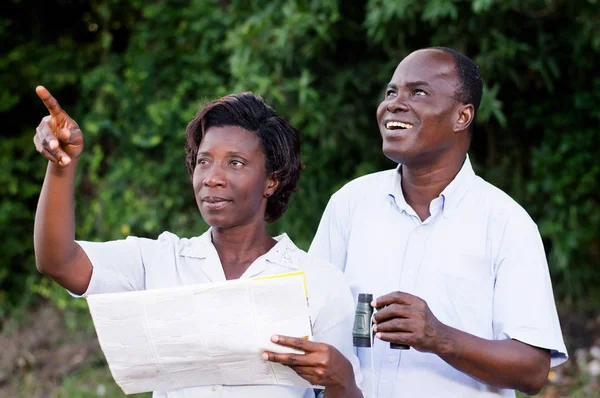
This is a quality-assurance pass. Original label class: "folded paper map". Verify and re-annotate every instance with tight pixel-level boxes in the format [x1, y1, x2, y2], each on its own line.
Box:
[86, 271, 317, 394]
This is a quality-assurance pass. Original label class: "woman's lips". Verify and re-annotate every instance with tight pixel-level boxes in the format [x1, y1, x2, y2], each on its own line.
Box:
[201, 197, 232, 210]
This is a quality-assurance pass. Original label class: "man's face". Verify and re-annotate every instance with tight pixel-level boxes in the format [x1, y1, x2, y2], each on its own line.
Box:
[376, 49, 462, 166]
[192, 126, 272, 230]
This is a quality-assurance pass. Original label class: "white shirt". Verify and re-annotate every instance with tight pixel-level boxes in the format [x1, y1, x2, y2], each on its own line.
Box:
[75, 229, 362, 398]
[309, 156, 568, 398]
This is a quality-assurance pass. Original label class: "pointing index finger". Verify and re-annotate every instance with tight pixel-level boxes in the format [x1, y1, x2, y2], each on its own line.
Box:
[35, 86, 66, 120]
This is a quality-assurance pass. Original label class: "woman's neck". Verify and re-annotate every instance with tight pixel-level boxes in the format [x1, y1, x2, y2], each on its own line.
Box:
[211, 223, 276, 280]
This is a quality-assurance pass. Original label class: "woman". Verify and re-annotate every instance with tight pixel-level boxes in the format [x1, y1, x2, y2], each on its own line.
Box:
[33, 86, 362, 398]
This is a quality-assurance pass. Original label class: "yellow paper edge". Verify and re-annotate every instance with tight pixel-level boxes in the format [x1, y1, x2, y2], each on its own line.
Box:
[252, 271, 308, 298]
[252, 271, 313, 341]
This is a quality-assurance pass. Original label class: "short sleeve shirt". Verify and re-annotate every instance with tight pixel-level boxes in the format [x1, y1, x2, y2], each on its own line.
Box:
[75, 229, 362, 398]
[309, 156, 567, 398]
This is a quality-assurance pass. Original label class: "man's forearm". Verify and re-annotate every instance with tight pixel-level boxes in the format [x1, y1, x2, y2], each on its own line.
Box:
[435, 324, 551, 395]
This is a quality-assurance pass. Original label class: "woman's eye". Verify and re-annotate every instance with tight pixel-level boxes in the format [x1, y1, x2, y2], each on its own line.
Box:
[197, 158, 208, 165]
[230, 160, 244, 167]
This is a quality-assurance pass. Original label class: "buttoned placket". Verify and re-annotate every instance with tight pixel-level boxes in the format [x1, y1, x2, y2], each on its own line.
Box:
[377, 196, 441, 398]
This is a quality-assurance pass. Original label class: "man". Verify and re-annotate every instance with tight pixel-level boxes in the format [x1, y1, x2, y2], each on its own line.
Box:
[309, 47, 567, 397]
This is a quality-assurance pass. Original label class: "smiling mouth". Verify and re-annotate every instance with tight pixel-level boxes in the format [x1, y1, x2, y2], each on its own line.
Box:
[385, 121, 414, 130]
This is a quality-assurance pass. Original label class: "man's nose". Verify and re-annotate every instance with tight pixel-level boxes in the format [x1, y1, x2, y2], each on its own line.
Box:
[387, 93, 409, 113]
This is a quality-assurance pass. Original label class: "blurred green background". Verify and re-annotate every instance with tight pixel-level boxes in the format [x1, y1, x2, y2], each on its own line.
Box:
[1, 0, 599, 396]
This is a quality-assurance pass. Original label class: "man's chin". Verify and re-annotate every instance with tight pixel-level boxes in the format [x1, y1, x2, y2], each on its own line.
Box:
[382, 144, 409, 165]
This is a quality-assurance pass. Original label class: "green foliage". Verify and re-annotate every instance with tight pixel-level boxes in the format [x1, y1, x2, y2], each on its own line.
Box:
[56, 365, 151, 398]
[4, 352, 151, 398]
[1, 0, 599, 316]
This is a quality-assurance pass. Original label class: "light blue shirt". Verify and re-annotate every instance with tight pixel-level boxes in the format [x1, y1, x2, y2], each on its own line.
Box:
[75, 229, 362, 398]
[309, 156, 567, 398]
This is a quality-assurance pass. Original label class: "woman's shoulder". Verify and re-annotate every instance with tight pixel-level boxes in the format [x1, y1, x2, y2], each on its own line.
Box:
[130, 230, 207, 250]
[112, 230, 213, 267]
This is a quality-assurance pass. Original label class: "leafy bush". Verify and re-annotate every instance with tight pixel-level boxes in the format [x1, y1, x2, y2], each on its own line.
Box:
[1, 0, 598, 317]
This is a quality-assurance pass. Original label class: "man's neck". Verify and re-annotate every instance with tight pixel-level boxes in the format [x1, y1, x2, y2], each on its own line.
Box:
[401, 153, 466, 221]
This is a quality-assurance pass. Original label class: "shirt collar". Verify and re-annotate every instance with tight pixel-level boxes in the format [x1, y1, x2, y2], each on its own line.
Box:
[387, 155, 476, 218]
[179, 228, 300, 276]
[439, 155, 476, 217]
[388, 163, 409, 212]
[264, 233, 301, 270]
[178, 229, 213, 259]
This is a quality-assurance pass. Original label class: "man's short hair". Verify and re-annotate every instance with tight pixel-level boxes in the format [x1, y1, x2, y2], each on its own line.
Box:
[429, 47, 483, 115]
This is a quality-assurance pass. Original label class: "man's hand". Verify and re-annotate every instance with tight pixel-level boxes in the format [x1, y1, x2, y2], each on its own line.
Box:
[373, 291, 451, 354]
[33, 86, 84, 167]
[373, 291, 551, 394]
[262, 335, 360, 397]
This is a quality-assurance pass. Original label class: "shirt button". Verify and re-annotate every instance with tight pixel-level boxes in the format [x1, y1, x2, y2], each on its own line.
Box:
[388, 356, 395, 362]
[212, 386, 218, 391]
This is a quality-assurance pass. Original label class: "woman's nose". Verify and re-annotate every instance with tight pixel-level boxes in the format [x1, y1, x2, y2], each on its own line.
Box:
[203, 164, 227, 187]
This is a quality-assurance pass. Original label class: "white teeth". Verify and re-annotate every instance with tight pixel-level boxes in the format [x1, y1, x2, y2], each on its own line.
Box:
[386, 121, 413, 129]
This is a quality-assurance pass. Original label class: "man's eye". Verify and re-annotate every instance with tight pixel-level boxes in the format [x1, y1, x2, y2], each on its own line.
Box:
[412, 89, 426, 96]
[385, 90, 397, 98]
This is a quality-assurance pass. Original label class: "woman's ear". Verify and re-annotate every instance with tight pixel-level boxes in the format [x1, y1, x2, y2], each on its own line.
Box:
[454, 104, 475, 133]
[264, 175, 280, 198]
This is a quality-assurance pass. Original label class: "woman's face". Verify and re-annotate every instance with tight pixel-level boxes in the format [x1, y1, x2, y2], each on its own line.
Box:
[192, 125, 276, 230]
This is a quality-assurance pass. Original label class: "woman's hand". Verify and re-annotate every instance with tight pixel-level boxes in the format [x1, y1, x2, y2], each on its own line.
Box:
[33, 86, 84, 167]
[262, 335, 361, 397]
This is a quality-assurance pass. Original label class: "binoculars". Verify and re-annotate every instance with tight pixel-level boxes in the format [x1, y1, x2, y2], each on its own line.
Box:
[352, 293, 409, 350]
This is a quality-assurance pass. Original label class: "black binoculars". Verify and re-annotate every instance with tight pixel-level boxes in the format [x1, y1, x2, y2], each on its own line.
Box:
[352, 293, 409, 350]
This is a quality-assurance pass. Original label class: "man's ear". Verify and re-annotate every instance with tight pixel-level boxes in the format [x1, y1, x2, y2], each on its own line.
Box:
[454, 104, 475, 133]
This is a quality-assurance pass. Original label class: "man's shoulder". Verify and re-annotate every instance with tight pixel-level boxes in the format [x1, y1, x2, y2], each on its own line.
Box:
[331, 168, 396, 202]
[294, 246, 347, 279]
[294, 249, 354, 312]
[471, 176, 537, 226]
[339, 168, 396, 191]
